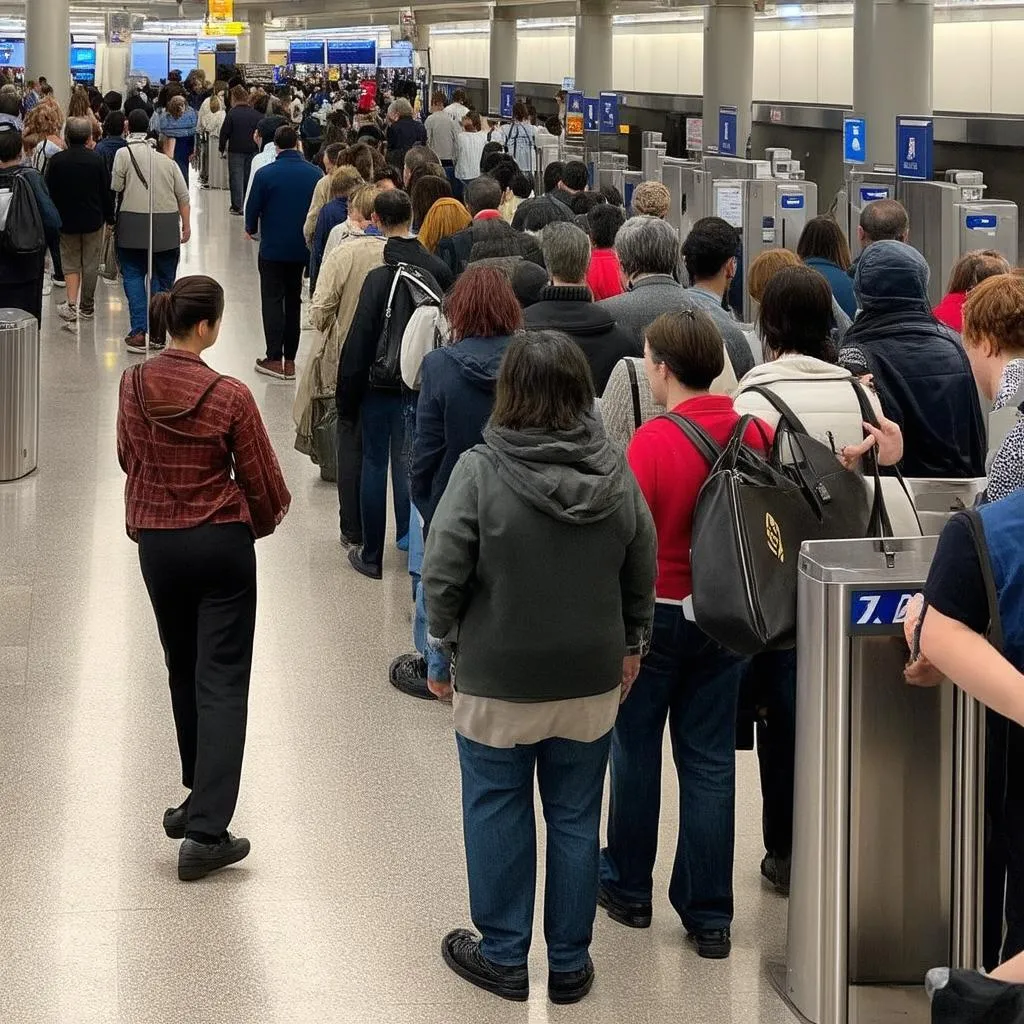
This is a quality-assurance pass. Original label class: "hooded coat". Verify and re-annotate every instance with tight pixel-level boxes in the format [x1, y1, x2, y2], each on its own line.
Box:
[838, 240, 986, 479]
[422, 413, 657, 703]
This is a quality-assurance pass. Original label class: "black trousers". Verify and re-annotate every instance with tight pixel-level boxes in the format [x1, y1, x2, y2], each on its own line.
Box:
[138, 522, 257, 839]
[258, 257, 305, 361]
[336, 411, 363, 544]
[0, 273, 44, 324]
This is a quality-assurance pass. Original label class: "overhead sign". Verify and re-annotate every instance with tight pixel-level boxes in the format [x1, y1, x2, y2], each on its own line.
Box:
[326, 40, 376, 66]
[168, 37, 198, 75]
[584, 97, 598, 132]
[896, 116, 934, 181]
[719, 104, 738, 157]
[288, 39, 326, 65]
[203, 22, 244, 35]
[599, 91, 619, 134]
[561, 76, 574, 92]
[207, 0, 233, 23]
[685, 117, 703, 152]
[566, 90, 584, 139]
[843, 116, 867, 165]
[500, 82, 515, 119]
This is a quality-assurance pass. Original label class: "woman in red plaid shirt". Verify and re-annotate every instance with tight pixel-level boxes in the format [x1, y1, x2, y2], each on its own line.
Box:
[117, 275, 291, 882]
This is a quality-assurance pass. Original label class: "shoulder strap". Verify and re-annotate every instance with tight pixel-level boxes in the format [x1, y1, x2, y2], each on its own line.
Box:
[742, 383, 810, 435]
[126, 143, 149, 190]
[661, 412, 723, 467]
[962, 509, 1005, 652]
[625, 358, 642, 430]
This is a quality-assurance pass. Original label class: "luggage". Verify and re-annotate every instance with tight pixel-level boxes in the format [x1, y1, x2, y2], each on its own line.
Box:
[310, 396, 338, 483]
[206, 134, 229, 190]
[99, 226, 118, 281]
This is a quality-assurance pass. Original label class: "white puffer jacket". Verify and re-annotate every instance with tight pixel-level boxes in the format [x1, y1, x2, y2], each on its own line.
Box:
[734, 354, 922, 537]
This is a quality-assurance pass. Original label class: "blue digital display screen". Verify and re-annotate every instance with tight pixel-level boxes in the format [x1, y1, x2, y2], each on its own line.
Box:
[965, 214, 998, 230]
[378, 46, 413, 69]
[70, 44, 96, 70]
[131, 39, 170, 83]
[0, 38, 25, 68]
[860, 187, 891, 203]
[168, 38, 198, 76]
[327, 40, 376, 66]
[289, 40, 325, 65]
[780, 194, 805, 210]
[849, 590, 920, 634]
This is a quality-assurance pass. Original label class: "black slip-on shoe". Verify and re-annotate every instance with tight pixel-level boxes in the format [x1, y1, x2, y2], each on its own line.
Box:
[389, 653, 436, 700]
[549, 957, 595, 1005]
[162, 799, 190, 839]
[339, 532, 361, 550]
[760, 853, 791, 895]
[597, 883, 652, 928]
[177, 833, 251, 881]
[441, 929, 528, 1002]
[687, 927, 732, 960]
[348, 547, 382, 580]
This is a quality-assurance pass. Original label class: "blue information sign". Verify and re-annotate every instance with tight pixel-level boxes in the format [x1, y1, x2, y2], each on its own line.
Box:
[843, 116, 867, 165]
[780, 194, 805, 210]
[849, 590, 920, 634]
[860, 186, 891, 203]
[288, 39, 326, 65]
[896, 117, 934, 181]
[718, 105, 738, 157]
[500, 82, 515, 119]
[584, 97, 598, 132]
[566, 90, 585, 139]
[326, 40, 376, 66]
[965, 214, 998, 231]
[599, 91, 619, 134]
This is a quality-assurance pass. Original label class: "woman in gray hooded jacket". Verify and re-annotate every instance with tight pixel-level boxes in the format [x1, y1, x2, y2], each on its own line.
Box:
[422, 329, 657, 1007]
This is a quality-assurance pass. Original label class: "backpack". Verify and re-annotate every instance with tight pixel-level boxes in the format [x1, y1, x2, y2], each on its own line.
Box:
[370, 263, 444, 391]
[0, 168, 46, 257]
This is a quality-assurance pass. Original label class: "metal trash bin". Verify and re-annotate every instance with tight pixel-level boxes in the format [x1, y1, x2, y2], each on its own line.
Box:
[0, 308, 39, 482]
[777, 536, 985, 1024]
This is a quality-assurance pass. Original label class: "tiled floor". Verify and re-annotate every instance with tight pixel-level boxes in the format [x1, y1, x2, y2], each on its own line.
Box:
[0, 182, 797, 1024]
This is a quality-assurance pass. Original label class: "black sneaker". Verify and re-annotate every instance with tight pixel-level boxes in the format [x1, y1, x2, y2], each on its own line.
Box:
[339, 533, 361, 550]
[760, 853, 791, 895]
[549, 957, 595, 1005]
[348, 546, 382, 580]
[177, 832, 251, 881]
[229, 207, 243, 216]
[597, 883, 652, 928]
[162, 797, 190, 839]
[688, 927, 732, 960]
[389, 653, 435, 700]
[441, 929, 528, 1002]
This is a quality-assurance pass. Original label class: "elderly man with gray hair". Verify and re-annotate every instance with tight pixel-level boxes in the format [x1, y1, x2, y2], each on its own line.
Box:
[523, 221, 638, 392]
[385, 96, 427, 173]
[43, 115, 115, 326]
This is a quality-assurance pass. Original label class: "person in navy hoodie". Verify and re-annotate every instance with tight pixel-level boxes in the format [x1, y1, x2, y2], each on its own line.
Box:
[245, 125, 322, 381]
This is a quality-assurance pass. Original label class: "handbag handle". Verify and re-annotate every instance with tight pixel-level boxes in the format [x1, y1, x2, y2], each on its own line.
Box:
[661, 412, 723, 466]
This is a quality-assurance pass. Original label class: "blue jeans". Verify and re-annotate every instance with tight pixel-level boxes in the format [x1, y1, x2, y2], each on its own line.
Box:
[118, 247, 180, 335]
[359, 389, 410, 570]
[409, 505, 451, 682]
[228, 151, 253, 212]
[601, 604, 746, 932]
[457, 729, 613, 972]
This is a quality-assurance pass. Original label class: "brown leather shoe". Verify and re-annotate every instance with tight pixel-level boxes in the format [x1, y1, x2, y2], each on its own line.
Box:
[283, 360, 296, 379]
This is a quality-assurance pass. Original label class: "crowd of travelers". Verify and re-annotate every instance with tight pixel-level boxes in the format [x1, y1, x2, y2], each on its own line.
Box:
[6, 65, 1024, 1018]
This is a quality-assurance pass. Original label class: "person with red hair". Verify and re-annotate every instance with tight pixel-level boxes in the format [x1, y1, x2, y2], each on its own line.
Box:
[390, 265, 524, 700]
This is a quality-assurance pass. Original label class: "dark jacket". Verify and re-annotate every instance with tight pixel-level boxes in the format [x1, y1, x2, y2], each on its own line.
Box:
[44, 145, 114, 234]
[421, 412, 657, 703]
[804, 256, 858, 319]
[337, 236, 455, 419]
[219, 104, 262, 155]
[838, 240, 986, 479]
[310, 196, 348, 291]
[94, 136, 127, 178]
[524, 285, 641, 393]
[244, 150, 323, 264]
[0, 166, 60, 283]
[386, 116, 427, 169]
[411, 334, 512, 529]
[437, 217, 543, 278]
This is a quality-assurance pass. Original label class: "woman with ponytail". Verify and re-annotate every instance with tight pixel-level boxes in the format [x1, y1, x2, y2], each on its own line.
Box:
[116, 275, 291, 882]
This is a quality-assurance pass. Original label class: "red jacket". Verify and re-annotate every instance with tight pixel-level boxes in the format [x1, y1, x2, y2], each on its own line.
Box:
[933, 291, 967, 333]
[586, 247, 625, 301]
[628, 395, 772, 600]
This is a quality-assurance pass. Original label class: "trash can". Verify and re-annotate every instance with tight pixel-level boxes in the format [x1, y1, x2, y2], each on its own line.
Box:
[0, 308, 39, 482]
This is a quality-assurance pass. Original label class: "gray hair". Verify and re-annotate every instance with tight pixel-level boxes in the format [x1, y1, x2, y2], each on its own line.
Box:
[388, 98, 413, 119]
[615, 215, 681, 277]
[541, 222, 591, 284]
[65, 117, 93, 146]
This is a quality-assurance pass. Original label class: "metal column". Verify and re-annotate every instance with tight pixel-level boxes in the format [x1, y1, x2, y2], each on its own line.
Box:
[26, 0, 70, 110]
[575, 0, 614, 100]
[489, 5, 518, 115]
[703, 0, 755, 157]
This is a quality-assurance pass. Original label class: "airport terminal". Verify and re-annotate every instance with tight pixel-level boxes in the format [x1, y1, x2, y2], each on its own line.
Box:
[3, 0, 1024, 1021]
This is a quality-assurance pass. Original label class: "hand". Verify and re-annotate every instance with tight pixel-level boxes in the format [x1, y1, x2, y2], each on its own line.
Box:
[620, 654, 642, 703]
[180, 225, 191, 244]
[427, 678, 453, 702]
[245, 232, 254, 241]
[840, 416, 904, 470]
[903, 594, 944, 687]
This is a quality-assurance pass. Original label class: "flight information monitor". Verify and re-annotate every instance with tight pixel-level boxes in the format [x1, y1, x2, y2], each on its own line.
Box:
[168, 37, 199, 76]
[0, 38, 26, 68]
[288, 39, 325, 65]
[131, 38, 170, 83]
[326, 40, 376, 66]
[70, 44, 97, 70]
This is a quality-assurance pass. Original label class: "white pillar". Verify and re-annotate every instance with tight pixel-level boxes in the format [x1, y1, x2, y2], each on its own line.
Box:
[489, 5, 518, 114]
[702, 0, 755, 156]
[27, 0, 70, 110]
[575, 0, 613, 100]
[854, 0, 933, 168]
[249, 10, 267, 66]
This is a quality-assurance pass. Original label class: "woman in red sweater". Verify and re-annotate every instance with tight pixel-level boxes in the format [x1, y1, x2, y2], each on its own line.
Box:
[585, 203, 626, 301]
[933, 249, 1009, 332]
[598, 308, 771, 959]
[117, 275, 291, 882]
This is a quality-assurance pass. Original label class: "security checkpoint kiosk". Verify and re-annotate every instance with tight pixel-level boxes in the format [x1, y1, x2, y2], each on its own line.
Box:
[902, 170, 1019, 306]
[844, 168, 898, 258]
[780, 533, 986, 1024]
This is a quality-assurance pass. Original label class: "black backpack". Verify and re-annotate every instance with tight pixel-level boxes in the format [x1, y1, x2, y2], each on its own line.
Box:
[370, 263, 444, 391]
[0, 168, 45, 257]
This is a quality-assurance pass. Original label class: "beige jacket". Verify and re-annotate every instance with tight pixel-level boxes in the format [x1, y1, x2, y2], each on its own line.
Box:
[303, 172, 334, 247]
[293, 231, 387, 456]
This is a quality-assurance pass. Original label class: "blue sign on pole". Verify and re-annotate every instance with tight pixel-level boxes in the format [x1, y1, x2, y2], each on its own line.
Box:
[500, 83, 515, 119]
[584, 97, 598, 132]
[843, 117, 867, 164]
[718, 105, 738, 157]
[566, 91, 585, 139]
[896, 116, 934, 181]
[599, 92, 619, 134]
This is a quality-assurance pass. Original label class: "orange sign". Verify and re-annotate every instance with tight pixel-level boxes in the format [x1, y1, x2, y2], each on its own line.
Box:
[208, 0, 233, 23]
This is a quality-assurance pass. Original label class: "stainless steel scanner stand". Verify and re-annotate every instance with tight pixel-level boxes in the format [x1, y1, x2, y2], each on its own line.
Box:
[773, 537, 985, 1024]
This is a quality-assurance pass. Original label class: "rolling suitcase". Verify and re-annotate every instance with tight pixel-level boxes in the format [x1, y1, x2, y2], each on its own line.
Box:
[206, 135, 229, 190]
[197, 130, 210, 184]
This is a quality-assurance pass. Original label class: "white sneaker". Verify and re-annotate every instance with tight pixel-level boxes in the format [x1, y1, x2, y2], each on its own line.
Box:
[57, 301, 78, 322]
[78, 308, 95, 320]
[53, 277, 67, 288]
[42, 272, 52, 296]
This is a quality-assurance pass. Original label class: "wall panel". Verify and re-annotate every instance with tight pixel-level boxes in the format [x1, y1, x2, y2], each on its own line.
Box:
[817, 27, 852, 106]
[933, 22, 990, 113]
[753, 30, 781, 102]
[779, 26, 818, 102]
[991, 21, 1024, 114]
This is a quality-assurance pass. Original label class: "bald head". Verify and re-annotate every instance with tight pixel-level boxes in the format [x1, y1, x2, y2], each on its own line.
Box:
[859, 198, 909, 245]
